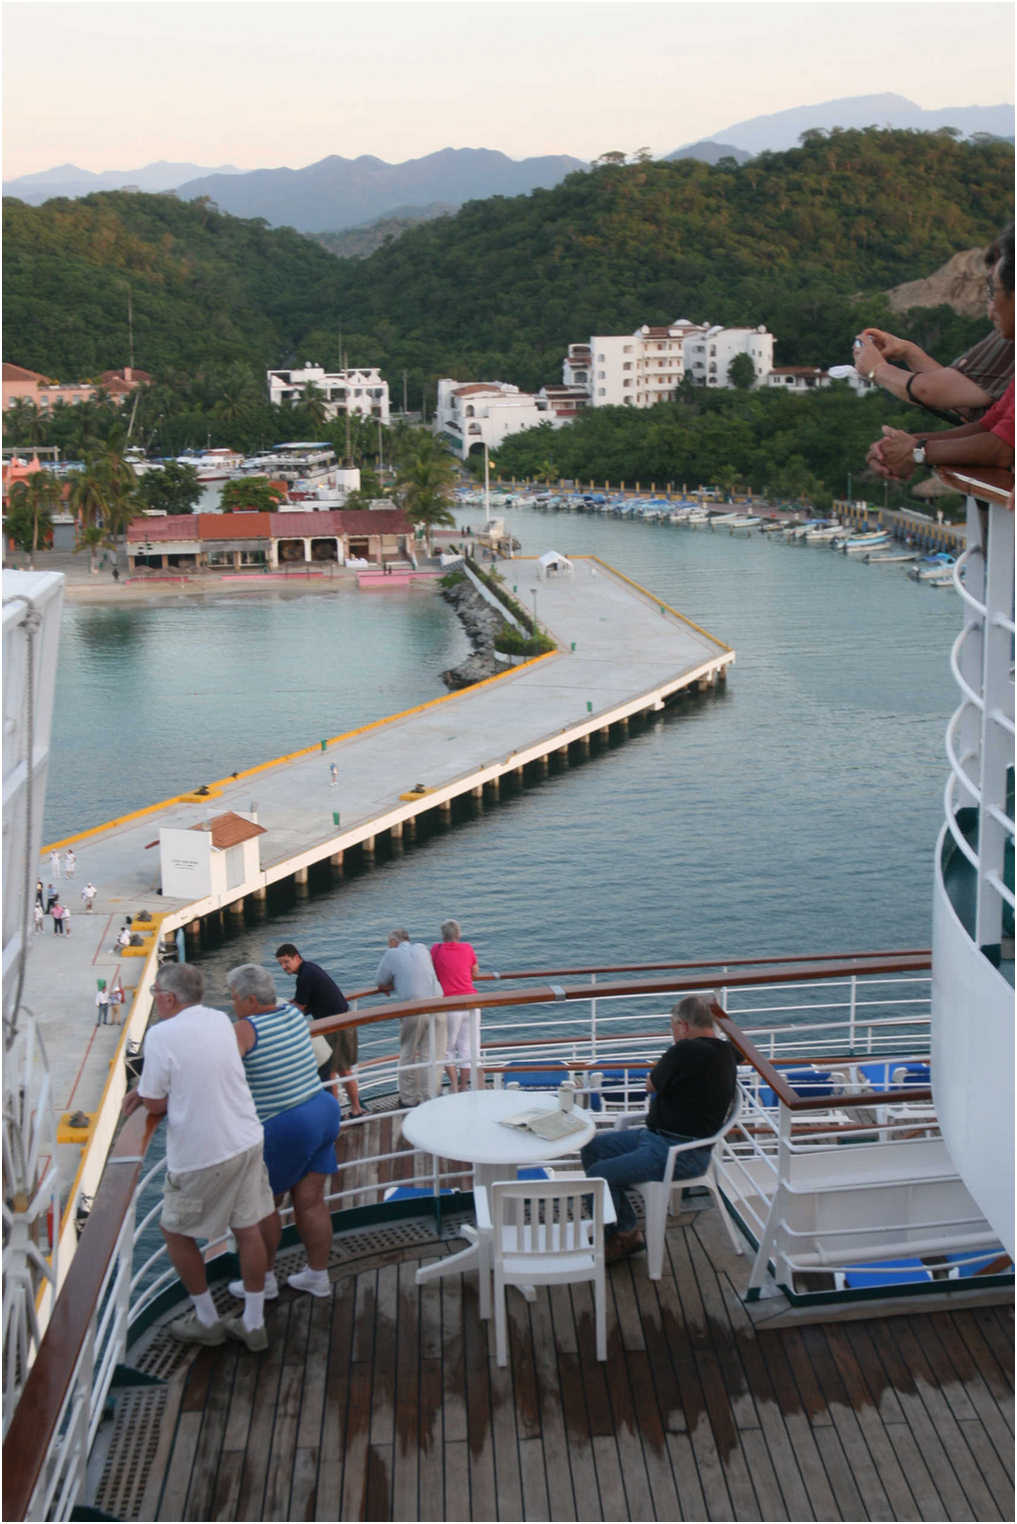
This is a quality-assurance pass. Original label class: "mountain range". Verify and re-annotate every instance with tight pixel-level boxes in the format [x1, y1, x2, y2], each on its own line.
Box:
[3, 94, 1011, 235]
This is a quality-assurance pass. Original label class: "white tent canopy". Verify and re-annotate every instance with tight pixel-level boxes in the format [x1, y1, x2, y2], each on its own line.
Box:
[538, 550, 574, 578]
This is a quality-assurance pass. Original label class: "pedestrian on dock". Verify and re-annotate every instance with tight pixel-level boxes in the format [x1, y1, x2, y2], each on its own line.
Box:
[62, 905, 71, 936]
[63, 848, 76, 878]
[32, 902, 44, 934]
[49, 850, 61, 880]
[225, 963, 341, 1302]
[35, 879, 44, 908]
[329, 763, 338, 787]
[122, 962, 275, 1352]
[275, 944, 364, 1117]
[375, 929, 445, 1108]
[51, 900, 65, 935]
[431, 919, 482, 1092]
[81, 881, 96, 912]
[45, 883, 58, 913]
[96, 983, 110, 1026]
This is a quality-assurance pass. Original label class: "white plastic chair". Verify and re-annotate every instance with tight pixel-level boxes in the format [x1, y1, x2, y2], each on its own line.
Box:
[611, 1092, 743, 1279]
[474, 1173, 615, 1365]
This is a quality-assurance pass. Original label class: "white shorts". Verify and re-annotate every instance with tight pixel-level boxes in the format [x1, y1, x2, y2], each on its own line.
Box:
[445, 1008, 480, 1066]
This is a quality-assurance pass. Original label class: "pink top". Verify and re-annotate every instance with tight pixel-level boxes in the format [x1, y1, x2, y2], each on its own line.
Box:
[981, 380, 1015, 448]
[431, 941, 478, 996]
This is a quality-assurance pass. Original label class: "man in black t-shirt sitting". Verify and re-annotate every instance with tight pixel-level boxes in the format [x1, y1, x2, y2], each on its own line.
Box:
[275, 943, 364, 1118]
[581, 994, 737, 1262]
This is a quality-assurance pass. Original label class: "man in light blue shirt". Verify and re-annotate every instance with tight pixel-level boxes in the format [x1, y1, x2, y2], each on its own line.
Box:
[375, 928, 445, 1107]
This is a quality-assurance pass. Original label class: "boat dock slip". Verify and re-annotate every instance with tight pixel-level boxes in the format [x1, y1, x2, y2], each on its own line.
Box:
[29, 555, 733, 1223]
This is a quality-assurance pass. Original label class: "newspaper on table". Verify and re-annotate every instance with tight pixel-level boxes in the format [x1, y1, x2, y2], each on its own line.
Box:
[500, 1107, 588, 1142]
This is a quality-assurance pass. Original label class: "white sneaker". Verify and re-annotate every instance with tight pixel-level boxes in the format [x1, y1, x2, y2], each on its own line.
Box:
[287, 1266, 331, 1298]
[227, 1271, 278, 1301]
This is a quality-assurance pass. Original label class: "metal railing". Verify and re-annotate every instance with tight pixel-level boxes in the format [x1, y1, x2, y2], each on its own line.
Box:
[12, 949, 1012, 1522]
[942, 481, 1015, 952]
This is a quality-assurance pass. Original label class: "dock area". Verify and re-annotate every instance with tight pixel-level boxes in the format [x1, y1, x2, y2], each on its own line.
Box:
[26, 555, 733, 1242]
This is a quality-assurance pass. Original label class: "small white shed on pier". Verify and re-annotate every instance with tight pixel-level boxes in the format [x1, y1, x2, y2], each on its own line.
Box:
[159, 811, 266, 901]
[538, 550, 573, 578]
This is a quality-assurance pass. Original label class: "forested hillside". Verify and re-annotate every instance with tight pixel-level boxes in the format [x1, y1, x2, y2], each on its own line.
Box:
[3, 129, 1012, 407]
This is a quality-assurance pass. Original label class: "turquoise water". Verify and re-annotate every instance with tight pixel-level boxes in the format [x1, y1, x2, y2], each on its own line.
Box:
[48, 508, 958, 989]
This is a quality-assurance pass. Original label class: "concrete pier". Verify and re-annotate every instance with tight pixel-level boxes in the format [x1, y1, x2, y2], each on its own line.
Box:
[25, 553, 734, 1233]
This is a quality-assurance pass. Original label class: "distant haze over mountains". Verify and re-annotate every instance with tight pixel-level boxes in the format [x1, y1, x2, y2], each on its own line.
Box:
[3, 94, 1011, 235]
[670, 93, 1014, 157]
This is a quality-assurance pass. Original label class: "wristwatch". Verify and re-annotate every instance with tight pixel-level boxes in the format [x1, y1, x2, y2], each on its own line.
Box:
[912, 443, 926, 464]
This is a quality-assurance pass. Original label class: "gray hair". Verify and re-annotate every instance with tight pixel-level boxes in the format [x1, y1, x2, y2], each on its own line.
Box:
[440, 919, 461, 942]
[389, 928, 409, 943]
[154, 962, 203, 1006]
[671, 994, 715, 1031]
[227, 963, 277, 1005]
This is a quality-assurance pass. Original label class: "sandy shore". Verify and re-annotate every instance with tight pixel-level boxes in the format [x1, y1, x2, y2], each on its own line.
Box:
[4, 554, 397, 605]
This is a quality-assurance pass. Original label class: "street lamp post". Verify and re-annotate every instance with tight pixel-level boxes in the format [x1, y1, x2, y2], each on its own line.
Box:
[530, 587, 538, 630]
[483, 442, 491, 527]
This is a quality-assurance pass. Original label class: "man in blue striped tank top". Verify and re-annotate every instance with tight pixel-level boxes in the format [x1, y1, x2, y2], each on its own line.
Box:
[226, 964, 342, 1302]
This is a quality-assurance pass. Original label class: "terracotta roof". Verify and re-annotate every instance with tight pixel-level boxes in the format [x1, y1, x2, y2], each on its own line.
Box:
[452, 383, 502, 396]
[191, 811, 266, 850]
[268, 509, 409, 535]
[98, 368, 152, 384]
[198, 512, 272, 540]
[126, 515, 201, 542]
[3, 362, 49, 383]
[770, 366, 824, 377]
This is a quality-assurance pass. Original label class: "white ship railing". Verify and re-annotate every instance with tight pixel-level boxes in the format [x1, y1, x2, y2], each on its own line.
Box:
[10, 950, 1013, 1522]
[944, 486, 1015, 950]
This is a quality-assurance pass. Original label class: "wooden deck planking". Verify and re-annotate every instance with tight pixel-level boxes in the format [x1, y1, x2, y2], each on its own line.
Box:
[120, 1214, 1013, 1524]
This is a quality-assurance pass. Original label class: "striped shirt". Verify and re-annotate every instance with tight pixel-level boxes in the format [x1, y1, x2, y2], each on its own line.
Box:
[242, 1001, 322, 1122]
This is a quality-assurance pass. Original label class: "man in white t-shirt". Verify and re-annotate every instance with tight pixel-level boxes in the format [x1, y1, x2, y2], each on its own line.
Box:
[375, 928, 445, 1107]
[122, 962, 275, 1351]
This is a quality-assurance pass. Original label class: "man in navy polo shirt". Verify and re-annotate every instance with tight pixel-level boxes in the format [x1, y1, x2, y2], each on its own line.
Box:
[275, 943, 364, 1117]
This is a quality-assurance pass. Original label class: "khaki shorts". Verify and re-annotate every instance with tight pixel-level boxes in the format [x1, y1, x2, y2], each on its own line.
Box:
[161, 1140, 274, 1241]
[327, 1023, 358, 1072]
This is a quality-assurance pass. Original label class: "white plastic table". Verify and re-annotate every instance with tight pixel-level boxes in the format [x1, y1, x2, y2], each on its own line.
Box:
[401, 1089, 597, 1293]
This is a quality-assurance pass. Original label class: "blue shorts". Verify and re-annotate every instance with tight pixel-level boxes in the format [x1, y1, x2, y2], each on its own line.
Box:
[262, 1089, 341, 1196]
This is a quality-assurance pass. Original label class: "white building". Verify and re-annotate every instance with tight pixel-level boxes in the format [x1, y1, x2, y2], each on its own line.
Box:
[767, 366, 876, 397]
[681, 324, 774, 390]
[267, 364, 390, 423]
[574, 320, 775, 406]
[434, 379, 552, 460]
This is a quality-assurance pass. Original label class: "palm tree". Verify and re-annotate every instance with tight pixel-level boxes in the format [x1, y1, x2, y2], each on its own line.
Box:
[4, 398, 43, 449]
[395, 433, 457, 554]
[6, 470, 61, 566]
[68, 449, 140, 571]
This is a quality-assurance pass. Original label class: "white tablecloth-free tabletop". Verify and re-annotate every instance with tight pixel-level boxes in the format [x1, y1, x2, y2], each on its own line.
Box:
[401, 1089, 596, 1190]
[401, 1090, 597, 1295]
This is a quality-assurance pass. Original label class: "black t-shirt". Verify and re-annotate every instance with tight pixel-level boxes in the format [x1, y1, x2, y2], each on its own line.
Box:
[293, 959, 349, 1021]
[647, 1036, 737, 1138]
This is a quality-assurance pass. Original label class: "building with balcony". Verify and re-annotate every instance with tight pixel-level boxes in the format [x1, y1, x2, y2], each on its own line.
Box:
[434, 380, 552, 460]
[267, 364, 390, 423]
[2, 363, 151, 411]
[681, 325, 774, 390]
[569, 321, 775, 407]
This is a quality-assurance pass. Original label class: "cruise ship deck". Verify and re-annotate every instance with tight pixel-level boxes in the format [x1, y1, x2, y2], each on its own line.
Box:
[99, 1194, 1014, 1522]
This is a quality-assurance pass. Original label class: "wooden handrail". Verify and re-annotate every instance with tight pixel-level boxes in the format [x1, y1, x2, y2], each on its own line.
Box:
[310, 952, 933, 1041]
[713, 1009, 932, 1113]
[3, 1110, 159, 1523]
[471, 948, 932, 981]
[936, 466, 1013, 507]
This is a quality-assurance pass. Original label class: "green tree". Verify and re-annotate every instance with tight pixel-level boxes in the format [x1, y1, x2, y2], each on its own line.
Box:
[728, 352, 756, 390]
[6, 470, 61, 564]
[395, 432, 457, 551]
[220, 476, 286, 513]
[342, 468, 383, 510]
[137, 460, 202, 514]
[68, 449, 140, 569]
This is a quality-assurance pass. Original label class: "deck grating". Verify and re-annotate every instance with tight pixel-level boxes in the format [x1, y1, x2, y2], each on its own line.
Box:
[102, 1209, 1014, 1523]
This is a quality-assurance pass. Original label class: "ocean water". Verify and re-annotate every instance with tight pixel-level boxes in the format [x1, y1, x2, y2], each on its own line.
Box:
[47, 507, 958, 995]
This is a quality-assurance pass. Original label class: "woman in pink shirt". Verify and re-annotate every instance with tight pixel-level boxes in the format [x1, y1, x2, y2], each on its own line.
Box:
[431, 919, 481, 1092]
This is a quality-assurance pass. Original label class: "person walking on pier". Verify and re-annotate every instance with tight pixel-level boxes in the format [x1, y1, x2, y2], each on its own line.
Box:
[63, 848, 76, 878]
[375, 929, 445, 1107]
[226, 963, 341, 1302]
[81, 881, 96, 912]
[96, 983, 110, 1025]
[275, 944, 364, 1118]
[431, 919, 482, 1092]
[51, 899, 66, 934]
[122, 962, 275, 1352]
[49, 849, 61, 880]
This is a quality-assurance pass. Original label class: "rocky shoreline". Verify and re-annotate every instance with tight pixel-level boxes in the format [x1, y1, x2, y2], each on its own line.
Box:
[439, 576, 512, 689]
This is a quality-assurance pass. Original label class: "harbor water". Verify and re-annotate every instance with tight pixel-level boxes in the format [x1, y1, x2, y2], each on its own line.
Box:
[47, 506, 958, 1003]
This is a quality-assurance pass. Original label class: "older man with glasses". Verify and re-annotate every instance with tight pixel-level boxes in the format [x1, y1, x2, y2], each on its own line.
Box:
[123, 963, 276, 1351]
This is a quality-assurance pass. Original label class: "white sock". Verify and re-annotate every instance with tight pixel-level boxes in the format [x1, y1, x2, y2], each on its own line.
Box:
[191, 1291, 218, 1326]
[243, 1290, 265, 1331]
[293, 1266, 329, 1290]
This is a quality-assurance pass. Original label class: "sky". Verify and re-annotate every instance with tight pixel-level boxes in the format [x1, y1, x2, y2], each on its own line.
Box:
[2, 0, 1013, 179]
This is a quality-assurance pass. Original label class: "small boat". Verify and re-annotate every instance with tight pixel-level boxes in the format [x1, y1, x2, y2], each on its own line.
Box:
[804, 521, 843, 543]
[836, 529, 891, 553]
[909, 552, 958, 582]
[866, 550, 919, 564]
